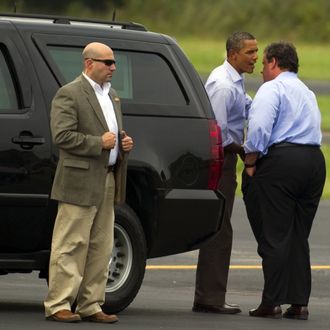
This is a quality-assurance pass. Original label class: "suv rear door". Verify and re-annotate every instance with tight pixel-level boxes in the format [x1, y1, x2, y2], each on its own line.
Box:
[32, 32, 223, 257]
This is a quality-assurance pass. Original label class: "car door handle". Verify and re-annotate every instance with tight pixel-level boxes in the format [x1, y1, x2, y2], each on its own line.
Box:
[12, 131, 45, 149]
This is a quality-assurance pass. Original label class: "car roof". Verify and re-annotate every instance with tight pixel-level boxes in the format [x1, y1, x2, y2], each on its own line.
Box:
[0, 12, 147, 30]
[0, 12, 175, 44]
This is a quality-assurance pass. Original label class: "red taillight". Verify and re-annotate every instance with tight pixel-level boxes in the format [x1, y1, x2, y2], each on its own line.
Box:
[208, 119, 223, 190]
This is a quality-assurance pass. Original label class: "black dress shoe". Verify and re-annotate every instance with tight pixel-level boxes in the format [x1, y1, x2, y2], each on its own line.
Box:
[283, 305, 309, 320]
[249, 304, 282, 319]
[193, 302, 241, 314]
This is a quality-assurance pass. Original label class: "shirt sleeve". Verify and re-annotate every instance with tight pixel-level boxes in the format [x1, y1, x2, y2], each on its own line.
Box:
[244, 83, 280, 154]
[245, 93, 252, 120]
[208, 86, 236, 147]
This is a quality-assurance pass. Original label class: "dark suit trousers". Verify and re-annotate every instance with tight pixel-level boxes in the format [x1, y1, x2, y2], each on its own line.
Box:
[242, 145, 325, 306]
[194, 152, 237, 306]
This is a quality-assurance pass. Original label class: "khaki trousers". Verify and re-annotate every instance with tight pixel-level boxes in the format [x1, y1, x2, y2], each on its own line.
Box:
[44, 172, 115, 317]
[194, 152, 237, 306]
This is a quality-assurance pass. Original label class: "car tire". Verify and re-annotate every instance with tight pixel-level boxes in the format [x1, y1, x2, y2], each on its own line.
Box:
[103, 203, 147, 313]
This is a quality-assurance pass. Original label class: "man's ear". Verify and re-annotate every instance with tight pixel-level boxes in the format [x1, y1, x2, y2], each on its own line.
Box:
[227, 49, 237, 60]
[270, 57, 277, 69]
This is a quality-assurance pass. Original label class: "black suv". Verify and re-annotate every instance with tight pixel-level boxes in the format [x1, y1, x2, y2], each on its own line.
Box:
[0, 13, 225, 312]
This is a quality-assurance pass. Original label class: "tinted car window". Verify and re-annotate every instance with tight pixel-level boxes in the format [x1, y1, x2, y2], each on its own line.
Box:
[120, 51, 186, 106]
[47, 46, 186, 106]
[0, 46, 18, 111]
[47, 46, 81, 84]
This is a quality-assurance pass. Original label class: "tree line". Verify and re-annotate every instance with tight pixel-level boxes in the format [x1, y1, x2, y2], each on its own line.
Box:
[1, 0, 330, 42]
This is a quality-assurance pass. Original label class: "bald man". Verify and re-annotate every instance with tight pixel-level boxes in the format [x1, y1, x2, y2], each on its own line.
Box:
[44, 42, 133, 323]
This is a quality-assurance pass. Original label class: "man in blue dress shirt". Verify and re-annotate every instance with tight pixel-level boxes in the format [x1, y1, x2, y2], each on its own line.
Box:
[242, 42, 326, 320]
[193, 32, 258, 314]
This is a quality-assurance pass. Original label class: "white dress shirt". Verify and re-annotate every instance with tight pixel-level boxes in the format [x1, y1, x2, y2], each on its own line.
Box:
[83, 73, 118, 165]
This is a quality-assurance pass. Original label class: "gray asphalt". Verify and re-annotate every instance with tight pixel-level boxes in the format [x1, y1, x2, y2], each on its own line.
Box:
[245, 76, 330, 95]
[0, 198, 329, 329]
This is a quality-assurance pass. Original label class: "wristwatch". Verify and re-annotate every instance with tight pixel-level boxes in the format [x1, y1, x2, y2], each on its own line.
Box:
[244, 163, 256, 168]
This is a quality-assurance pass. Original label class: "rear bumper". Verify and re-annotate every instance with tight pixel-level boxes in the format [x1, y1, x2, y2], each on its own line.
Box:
[147, 189, 225, 258]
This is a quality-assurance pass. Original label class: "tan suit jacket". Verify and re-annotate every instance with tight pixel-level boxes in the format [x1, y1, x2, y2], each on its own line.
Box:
[50, 74, 128, 206]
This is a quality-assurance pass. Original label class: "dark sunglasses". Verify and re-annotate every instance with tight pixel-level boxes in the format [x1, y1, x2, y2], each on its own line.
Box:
[90, 58, 116, 66]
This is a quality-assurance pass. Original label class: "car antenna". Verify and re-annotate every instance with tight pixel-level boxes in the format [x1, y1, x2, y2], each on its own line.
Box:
[112, 7, 116, 21]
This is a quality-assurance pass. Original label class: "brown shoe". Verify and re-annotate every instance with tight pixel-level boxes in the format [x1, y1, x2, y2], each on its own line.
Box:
[83, 311, 119, 323]
[193, 302, 241, 314]
[283, 305, 309, 320]
[249, 304, 282, 319]
[46, 309, 81, 323]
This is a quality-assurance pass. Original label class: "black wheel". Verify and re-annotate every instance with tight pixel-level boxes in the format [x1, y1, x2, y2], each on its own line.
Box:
[103, 204, 147, 313]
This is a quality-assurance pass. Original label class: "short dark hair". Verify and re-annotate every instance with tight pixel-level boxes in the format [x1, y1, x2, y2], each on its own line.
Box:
[226, 31, 256, 53]
[264, 42, 299, 73]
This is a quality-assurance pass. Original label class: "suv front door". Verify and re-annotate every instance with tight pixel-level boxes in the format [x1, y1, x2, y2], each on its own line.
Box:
[0, 21, 54, 253]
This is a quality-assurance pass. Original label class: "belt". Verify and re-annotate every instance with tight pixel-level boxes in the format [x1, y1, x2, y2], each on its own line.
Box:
[270, 142, 319, 149]
[107, 165, 116, 172]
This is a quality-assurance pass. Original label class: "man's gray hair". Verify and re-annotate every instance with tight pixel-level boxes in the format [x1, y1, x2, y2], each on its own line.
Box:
[226, 31, 256, 54]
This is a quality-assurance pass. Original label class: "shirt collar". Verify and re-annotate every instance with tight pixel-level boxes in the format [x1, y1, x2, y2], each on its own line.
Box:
[276, 71, 298, 80]
[224, 60, 244, 84]
[83, 72, 111, 95]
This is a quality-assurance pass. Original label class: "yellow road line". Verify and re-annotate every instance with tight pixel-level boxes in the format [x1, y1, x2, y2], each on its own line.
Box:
[147, 265, 197, 270]
[146, 265, 330, 270]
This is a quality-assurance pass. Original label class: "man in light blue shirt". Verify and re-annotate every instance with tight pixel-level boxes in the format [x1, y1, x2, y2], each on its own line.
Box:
[244, 71, 322, 156]
[243, 42, 325, 320]
[193, 32, 258, 315]
[205, 59, 253, 151]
